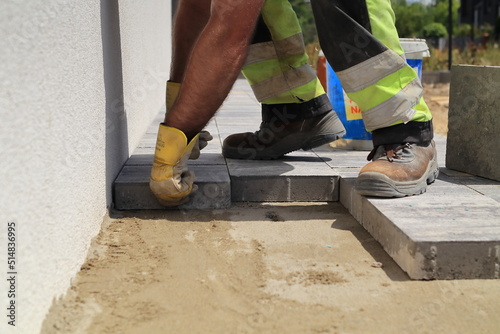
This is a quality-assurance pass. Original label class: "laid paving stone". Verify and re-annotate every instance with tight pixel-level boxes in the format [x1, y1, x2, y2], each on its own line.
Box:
[341, 175, 500, 279]
[227, 153, 340, 202]
[114, 164, 230, 210]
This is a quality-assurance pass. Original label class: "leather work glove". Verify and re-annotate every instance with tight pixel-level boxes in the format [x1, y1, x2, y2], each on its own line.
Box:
[166, 81, 212, 159]
[150, 124, 200, 206]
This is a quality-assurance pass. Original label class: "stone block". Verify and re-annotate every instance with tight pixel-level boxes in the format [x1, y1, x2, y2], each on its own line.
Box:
[231, 175, 339, 202]
[226, 153, 340, 202]
[340, 175, 500, 279]
[114, 165, 231, 210]
[446, 65, 500, 181]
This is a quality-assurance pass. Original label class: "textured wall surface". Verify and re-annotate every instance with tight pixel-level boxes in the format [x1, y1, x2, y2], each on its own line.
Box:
[0, 1, 170, 332]
[447, 65, 500, 181]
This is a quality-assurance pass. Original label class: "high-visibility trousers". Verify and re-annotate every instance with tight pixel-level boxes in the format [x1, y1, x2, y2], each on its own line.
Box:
[242, 0, 433, 142]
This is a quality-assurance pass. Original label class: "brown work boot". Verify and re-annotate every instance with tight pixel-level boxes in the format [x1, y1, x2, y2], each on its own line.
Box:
[356, 141, 439, 197]
[222, 109, 346, 159]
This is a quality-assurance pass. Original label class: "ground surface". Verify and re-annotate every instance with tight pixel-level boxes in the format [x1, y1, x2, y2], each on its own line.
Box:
[41, 83, 500, 334]
[423, 82, 450, 136]
[42, 203, 500, 334]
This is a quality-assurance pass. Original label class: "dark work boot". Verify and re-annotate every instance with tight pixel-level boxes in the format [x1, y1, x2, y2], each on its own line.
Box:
[356, 141, 439, 197]
[222, 95, 346, 160]
[222, 110, 345, 160]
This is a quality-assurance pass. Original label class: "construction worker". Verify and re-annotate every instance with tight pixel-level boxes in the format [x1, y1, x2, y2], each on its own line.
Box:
[150, 0, 438, 206]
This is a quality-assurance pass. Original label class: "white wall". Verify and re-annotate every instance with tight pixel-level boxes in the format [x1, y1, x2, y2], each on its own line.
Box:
[0, 1, 171, 333]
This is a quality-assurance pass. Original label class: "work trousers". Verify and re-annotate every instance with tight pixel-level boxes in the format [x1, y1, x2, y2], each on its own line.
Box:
[242, 0, 433, 145]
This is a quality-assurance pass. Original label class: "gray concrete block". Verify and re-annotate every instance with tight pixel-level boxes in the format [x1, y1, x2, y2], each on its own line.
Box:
[341, 174, 500, 279]
[339, 178, 362, 223]
[438, 169, 500, 203]
[446, 65, 500, 181]
[227, 153, 340, 202]
[114, 165, 231, 210]
[312, 147, 369, 168]
[231, 175, 339, 202]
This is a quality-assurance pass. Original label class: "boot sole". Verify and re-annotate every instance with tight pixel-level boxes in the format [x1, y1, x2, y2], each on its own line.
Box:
[223, 113, 346, 160]
[355, 154, 439, 198]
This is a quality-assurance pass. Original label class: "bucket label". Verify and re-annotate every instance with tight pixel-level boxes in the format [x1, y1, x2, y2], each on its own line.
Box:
[344, 91, 362, 121]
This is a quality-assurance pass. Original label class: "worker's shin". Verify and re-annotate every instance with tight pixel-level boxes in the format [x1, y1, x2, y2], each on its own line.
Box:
[356, 120, 438, 197]
[150, 124, 199, 206]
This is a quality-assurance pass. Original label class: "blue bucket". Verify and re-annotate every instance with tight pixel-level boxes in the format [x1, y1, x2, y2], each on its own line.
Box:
[326, 39, 429, 150]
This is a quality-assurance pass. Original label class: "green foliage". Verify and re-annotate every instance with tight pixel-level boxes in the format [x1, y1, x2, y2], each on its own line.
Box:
[422, 22, 448, 38]
[391, 0, 460, 38]
[432, 0, 460, 29]
[455, 24, 472, 37]
[392, 0, 432, 37]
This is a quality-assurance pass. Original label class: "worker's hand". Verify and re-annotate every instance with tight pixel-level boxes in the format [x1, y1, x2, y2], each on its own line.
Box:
[189, 130, 213, 160]
[150, 124, 199, 206]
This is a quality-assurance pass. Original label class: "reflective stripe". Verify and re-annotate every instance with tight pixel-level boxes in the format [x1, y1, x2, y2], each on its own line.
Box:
[336, 49, 407, 93]
[361, 78, 422, 130]
[262, 78, 326, 104]
[245, 33, 306, 66]
[347, 65, 418, 112]
[250, 64, 317, 102]
[410, 97, 433, 123]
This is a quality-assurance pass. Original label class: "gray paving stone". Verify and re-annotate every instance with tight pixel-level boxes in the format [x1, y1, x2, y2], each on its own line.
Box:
[227, 153, 339, 202]
[231, 175, 339, 202]
[446, 65, 500, 181]
[341, 176, 500, 279]
[114, 165, 230, 210]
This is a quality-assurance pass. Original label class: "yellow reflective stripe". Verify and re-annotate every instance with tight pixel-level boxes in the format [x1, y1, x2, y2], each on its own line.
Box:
[242, 59, 283, 85]
[336, 49, 407, 93]
[242, 52, 310, 85]
[250, 64, 318, 102]
[262, 78, 326, 104]
[411, 97, 433, 122]
[366, 0, 404, 55]
[358, 78, 423, 130]
[382, 97, 432, 128]
[245, 42, 277, 67]
[261, 0, 302, 40]
[245, 33, 306, 67]
[347, 66, 418, 112]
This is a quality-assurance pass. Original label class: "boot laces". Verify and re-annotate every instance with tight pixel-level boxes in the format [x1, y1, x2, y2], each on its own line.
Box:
[367, 143, 412, 162]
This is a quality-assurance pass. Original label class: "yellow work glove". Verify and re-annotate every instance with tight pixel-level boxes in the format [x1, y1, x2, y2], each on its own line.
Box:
[150, 124, 200, 206]
[166, 81, 213, 160]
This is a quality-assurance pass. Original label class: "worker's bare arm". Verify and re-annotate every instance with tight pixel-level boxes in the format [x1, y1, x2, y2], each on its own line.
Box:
[165, 0, 265, 140]
[170, 0, 211, 83]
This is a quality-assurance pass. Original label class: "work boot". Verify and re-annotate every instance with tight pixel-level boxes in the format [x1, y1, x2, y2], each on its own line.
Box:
[222, 106, 346, 160]
[356, 141, 439, 197]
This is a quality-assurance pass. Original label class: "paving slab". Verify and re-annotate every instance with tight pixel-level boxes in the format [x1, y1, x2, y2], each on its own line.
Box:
[113, 79, 500, 279]
[226, 153, 340, 202]
[446, 65, 500, 181]
[114, 164, 231, 210]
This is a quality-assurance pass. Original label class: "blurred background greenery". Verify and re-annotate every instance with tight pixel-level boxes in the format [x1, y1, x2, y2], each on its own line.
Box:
[290, 0, 500, 70]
